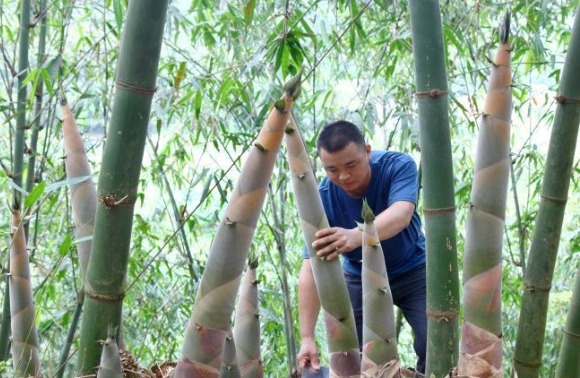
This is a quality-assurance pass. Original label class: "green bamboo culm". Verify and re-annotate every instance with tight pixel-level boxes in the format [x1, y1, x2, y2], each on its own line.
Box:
[175, 72, 300, 377]
[12, 0, 31, 211]
[408, 1, 459, 376]
[285, 115, 360, 376]
[76, 0, 169, 373]
[555, 267, 580, 377]
[24, 0, 48, 202]
[1, 0, 33, 363]
[514, 7, 580, 377]
[361, 200, 399, 374]
[458, 13, 512, 377]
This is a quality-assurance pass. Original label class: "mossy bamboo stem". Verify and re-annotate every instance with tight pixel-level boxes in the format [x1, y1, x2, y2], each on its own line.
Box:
[76, 0, 169, 373]
[555, 267, 580, 377]
[514, 9, 580, 377]
[408, 1, 459, 376]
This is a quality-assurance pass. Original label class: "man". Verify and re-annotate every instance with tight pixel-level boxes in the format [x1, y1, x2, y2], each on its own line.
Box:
[297, 120, 427, 373]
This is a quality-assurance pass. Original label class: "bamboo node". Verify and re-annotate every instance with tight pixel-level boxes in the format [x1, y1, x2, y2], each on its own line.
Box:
[84, 290, 125, 302]
[225, 217, 236, 226]
[555, 94, 580, 105]
[513, 357, 542, 368]
[285, 126, 295, 134]
[415, 89, 448, 98]
[98, 194, 135, 209]
[540, 194, 567, 205]
[115, 80, 157, 96]
[426, 308, 458, 322]
[297, 173, 306, 180]
[423, 206, 455, 216]
[524, 282, 551, 293]
[562, 328, 580, 339]
[254, 143, 268, 153]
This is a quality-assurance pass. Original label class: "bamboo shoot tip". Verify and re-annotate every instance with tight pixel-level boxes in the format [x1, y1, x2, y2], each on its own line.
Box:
[361, 199, 375, 222]
[283, 67, 303, 100]
[500, 12, 511, 44]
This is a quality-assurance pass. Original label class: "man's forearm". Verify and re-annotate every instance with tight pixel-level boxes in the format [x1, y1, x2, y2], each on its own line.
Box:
[298, 260, 320, 340]
[373, 200, 414, 241]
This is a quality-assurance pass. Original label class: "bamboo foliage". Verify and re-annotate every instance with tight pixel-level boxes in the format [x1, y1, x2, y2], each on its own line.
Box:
[555, 267, 580, 377]
[234, 259, 263, 377]
[9, 211, 40, 377]
[514, 7, 580, 377]
[361, 200, 399, 376]
[175, 73, 301, 377]
[77, 0, 169, 373]
[285, 115, 360, 377]
[408, 1, 459, 376]
[458, 14, 512, 378]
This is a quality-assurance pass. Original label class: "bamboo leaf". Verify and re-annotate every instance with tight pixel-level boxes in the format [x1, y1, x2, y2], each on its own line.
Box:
[113, 0, 123, 34]
[41, 68, 53, 95]
[58, 234, 73, 256]
[194, 90, 202, 119]
[25, 181, 45, 208]
[244, 0, 257, 26]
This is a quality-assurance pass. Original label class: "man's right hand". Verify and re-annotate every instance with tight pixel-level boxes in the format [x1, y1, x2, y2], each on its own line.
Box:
[297, 338, 320, 370]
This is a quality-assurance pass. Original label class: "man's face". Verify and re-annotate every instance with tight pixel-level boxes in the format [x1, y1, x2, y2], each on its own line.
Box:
[319, 142, 372, 198]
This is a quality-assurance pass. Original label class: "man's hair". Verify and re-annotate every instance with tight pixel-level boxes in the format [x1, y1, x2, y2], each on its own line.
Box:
[317, 120, 366, 153]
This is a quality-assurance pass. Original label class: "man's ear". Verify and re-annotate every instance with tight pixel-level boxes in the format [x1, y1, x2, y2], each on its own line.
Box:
[365, 144, 371, 156]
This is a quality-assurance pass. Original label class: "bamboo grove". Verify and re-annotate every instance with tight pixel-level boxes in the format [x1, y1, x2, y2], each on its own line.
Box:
[0, 0, 578, 377]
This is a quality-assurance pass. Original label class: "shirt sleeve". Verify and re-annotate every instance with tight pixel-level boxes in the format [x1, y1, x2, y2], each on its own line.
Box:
[387, 155, 419, 206]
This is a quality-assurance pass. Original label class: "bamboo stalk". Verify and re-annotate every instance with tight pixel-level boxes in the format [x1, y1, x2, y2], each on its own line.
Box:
[234, 259, 263, 377]
[285, 115, 360, 377]
[175, 72, 301, 377]
[408, 1, 459, 376]
[514, 7, 580, 377]
[24, 0, 48, 240]
[96, 329, 123, 378]
[555, 267, 580, 377]
[458, 13, 511, 378]
[76, 0, 169, 373]
[61, 97, 97, 281]
[220, 328, 241, 378]
[361, 200, 399, 376]
[9, 211, 40, 377]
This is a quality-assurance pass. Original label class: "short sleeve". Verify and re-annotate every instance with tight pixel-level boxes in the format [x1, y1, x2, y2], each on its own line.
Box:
[387, 155, 419, 206]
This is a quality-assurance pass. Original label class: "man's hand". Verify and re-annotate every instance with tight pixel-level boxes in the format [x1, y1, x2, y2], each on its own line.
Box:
[297, 337, 320, 370]
[312, 227, 361, 260]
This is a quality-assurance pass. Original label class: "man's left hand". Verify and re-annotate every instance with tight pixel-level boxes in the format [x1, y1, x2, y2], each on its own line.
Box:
[312, 227, 361, 260]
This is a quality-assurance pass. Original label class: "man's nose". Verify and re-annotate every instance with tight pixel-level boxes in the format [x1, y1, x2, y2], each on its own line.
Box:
[339, 171, 350, 181]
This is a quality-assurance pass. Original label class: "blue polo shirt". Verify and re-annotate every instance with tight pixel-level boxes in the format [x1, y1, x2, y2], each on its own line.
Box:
[304, 150, 425, 278]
